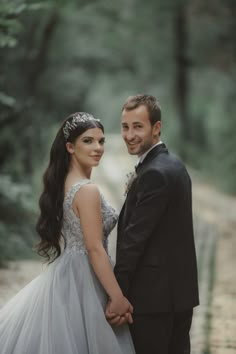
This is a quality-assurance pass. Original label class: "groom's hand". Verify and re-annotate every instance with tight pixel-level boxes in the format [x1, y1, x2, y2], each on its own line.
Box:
[106, 309, 133, 326]
[105, 298, 133, 326]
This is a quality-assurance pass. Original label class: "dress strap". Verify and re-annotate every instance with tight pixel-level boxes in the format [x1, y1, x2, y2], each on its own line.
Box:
[64, 179, 91, 206]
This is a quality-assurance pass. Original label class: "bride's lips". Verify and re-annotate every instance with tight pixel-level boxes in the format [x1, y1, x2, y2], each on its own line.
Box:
[91, 155, 102, 160]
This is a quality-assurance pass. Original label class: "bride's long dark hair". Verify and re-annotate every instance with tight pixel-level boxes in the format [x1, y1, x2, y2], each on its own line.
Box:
[35, 112, 104, 263]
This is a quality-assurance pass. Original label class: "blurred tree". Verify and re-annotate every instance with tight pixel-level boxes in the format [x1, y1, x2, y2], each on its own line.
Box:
[186, 0, 236, 179]
[0, 0, 57, 264]
[0, 0, 236, 264]
[174, 4, 191, 150]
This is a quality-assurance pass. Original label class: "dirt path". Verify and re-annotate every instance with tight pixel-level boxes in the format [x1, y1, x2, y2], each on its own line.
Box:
[0, 260, 43, 307]
[192, 177, 236, 354]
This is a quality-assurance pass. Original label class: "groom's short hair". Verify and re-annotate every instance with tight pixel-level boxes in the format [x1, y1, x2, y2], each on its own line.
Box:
[122, 94, 161, 126]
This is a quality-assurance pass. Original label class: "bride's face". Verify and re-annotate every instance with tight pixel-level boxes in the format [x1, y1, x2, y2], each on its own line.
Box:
[66, 128, 105, 168]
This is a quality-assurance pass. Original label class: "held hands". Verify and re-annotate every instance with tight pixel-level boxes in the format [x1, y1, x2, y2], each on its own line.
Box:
[105, 295, 133, 326]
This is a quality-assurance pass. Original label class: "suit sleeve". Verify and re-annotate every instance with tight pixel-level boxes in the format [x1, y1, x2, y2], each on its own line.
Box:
[114, 168, 170, 296]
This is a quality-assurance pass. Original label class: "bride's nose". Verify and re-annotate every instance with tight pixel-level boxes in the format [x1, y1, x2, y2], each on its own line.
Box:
[94, 141, 103, 151]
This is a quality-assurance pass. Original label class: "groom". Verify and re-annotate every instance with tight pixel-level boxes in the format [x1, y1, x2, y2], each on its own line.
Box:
[107, 94, 199, 354]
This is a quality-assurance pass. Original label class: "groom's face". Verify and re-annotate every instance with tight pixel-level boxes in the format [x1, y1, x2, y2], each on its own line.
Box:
[121, 105, 161, 156]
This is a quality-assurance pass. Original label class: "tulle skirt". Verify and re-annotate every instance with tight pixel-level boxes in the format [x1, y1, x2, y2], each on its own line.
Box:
[0, 250, 135, 354]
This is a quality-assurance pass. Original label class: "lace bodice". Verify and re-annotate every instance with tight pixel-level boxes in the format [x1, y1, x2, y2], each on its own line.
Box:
[62, 179, 118, 255]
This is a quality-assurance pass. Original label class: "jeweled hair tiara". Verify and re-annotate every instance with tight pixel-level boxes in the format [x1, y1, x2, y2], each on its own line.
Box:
[63, 112, 100, 140]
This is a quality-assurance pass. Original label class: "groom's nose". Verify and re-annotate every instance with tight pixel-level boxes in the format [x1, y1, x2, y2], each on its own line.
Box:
[125, 129, 135, 141]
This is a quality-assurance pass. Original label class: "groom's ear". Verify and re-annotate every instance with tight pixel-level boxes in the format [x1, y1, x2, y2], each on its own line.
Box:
[65, 142, 75, 155]
[152, 121, 161, 138]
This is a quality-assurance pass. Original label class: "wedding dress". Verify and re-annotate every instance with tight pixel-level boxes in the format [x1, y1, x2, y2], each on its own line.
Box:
[0, 179, 135, 354]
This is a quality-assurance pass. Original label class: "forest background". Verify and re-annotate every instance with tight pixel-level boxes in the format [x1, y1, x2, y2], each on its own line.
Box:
[0, 0, 235, 264]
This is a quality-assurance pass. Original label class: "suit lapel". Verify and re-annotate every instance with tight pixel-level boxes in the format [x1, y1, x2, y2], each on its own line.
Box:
[137, 143, 168, 172]
[117, 175, 137, 242]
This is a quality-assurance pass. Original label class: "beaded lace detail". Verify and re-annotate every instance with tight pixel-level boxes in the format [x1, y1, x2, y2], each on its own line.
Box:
[62, 179, 118, 255]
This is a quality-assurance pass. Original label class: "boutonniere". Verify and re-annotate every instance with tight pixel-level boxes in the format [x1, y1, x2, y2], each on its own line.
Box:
[124, 171, 137, 196]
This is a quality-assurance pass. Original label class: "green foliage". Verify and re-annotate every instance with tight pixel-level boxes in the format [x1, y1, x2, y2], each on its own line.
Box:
[0, 0, 51, 48]
[0, 92, 16, 106]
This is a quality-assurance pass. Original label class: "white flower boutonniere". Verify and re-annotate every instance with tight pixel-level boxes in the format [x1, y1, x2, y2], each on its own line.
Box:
[124, 171, 137, 196]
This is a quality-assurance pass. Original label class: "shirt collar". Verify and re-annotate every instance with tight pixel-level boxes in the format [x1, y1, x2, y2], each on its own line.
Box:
[137, 141, 163, 165]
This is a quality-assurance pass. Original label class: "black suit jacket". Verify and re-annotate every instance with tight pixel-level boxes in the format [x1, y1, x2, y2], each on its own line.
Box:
[114, 144, 199, 313]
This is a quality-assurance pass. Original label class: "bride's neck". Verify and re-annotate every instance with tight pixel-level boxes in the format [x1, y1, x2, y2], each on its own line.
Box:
[68, 163, 92, 180]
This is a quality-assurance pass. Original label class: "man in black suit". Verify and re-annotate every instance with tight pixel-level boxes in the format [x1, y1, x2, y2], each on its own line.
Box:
[108, 94, 199, 354]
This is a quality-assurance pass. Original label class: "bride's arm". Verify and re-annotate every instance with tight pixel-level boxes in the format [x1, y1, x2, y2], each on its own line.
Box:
[73, 183, 133, 318]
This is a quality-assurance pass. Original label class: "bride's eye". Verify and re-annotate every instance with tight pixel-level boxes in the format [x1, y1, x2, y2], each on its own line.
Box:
[99, 138, 105, 145]
[83, 138, 92, 144]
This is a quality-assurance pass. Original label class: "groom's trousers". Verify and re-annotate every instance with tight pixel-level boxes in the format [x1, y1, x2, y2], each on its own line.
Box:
[129, 309, 193, 354]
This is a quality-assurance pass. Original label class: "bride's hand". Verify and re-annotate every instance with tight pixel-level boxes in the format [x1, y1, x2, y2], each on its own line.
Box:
[105, 297, 133, 325]
[109, 295, 133, 316]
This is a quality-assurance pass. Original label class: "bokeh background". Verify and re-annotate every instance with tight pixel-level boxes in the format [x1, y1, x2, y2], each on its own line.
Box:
[0, 0, 235, 353]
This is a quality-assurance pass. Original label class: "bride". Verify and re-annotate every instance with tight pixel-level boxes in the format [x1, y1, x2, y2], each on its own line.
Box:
[0, 112, 135, 354]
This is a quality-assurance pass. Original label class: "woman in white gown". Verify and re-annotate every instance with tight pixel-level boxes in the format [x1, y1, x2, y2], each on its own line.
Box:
[0, 112, 135, 354]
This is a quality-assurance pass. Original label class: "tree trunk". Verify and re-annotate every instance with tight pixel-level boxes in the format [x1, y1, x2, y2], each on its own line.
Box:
[22, 10, 59, 176]
[174, 6, 191, 150]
